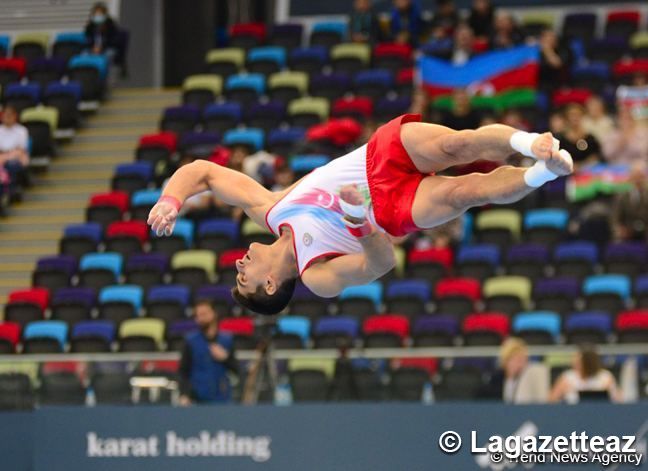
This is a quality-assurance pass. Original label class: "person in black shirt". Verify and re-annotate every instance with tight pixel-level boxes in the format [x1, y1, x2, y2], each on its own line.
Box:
[179, 300, 238, 405]
[84, 2, 118, 55]
[538, 28, 571, 93]
[349, 0, 379, 43]
[555, 103, 602, 168]
[468, 0, 494, 39]
[441, 88, 482, 130]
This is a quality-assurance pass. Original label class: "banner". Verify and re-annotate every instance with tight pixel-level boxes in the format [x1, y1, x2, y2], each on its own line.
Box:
[2, 403, 648, 471]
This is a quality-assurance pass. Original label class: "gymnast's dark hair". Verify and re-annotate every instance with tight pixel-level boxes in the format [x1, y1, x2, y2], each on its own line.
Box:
[231, 277, 297, 316]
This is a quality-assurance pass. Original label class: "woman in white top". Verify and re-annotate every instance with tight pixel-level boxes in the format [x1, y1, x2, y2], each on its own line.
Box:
[549, 346, 621, 404]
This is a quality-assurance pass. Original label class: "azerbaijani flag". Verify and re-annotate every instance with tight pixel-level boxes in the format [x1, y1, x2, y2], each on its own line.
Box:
[418, 45, 540, 111]
[567, 164, 634, 202]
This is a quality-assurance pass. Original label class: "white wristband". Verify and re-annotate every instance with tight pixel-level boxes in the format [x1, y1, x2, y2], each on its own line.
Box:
[510, 131, 562, 159]
[338, 198, 366, 219]
[524, 160, 558, 188]
[510, 131, 540, 158]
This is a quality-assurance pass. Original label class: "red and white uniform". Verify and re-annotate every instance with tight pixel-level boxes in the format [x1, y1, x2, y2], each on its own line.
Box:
[265, 114, 426, 276]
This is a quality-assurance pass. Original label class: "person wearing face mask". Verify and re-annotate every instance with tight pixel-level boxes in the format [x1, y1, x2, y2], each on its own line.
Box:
[84, 2, 118, 56]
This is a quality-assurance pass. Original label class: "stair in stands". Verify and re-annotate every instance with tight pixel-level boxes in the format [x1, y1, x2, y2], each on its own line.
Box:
[0, 87, 180, 308]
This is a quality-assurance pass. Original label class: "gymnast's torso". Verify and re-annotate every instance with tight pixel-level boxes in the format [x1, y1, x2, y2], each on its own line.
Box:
[264, 144, 382, 276]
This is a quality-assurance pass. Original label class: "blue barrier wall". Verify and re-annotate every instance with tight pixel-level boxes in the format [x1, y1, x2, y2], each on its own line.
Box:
[2, 403, 648, 471]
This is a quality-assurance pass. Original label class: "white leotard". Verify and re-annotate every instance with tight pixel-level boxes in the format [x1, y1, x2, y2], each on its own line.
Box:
[265, 144, 382, 276]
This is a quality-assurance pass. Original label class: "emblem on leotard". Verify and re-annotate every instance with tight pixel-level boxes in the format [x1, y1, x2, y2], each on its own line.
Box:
[303, 233, 313, 246]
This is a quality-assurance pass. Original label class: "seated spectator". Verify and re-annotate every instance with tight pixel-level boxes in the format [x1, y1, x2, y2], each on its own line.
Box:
[611, 164, 648, 242]
[243, 149, 277, 184]
[429, 0, 459, 39]
[549, 345, 621, 404]
[489, 11, 522, 50]
[451, 23, 475, 66]
[390, 0, 423, 47]
[440, 88, 482, 130]
[538, 28, 571, 93]
[548, 110, 565, 135]
[349, 0, 378, 44]
[0, 106, 30, 199]
[271, 163, 296, 192]
[413, 218, 462, 250]
[555, 103, 602, 168]
[179, 300, 238, 406]
[0, 106, 29, 169]
[602, 105, 648, 165]
[468, 0, 494, 39]
[85, 2, 118, 55]
[479, 337, 550, 404]
[500, 109, 531, 131]
[583, 96, 614, 146]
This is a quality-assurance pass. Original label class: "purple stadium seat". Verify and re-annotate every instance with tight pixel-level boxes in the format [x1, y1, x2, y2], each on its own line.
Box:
[314, 316, 359, 338]
[147, 285, 191, 307]
[534, 277, 580, 298]
[413, 314, 460, 336]
[52, 287, 96, 307]
[36, 255, 77, 276]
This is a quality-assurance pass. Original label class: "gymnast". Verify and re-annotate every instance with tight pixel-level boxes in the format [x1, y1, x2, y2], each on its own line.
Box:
[148, 114, 573, 315]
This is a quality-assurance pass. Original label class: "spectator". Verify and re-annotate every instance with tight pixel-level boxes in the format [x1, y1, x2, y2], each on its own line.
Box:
[271, 163, 295, 192]
[0, 106, 29, 169]
[500, 109, 530, 131]
[479, 338, 550, 404]
[468, 0, 494, 39]
[611, 164, 648, 242]
[549, 345, 621, 404]
[538, 28, 571, 93]
[429, 0, 459, 39]
[0, 106, 29, 199]
[489, 11, 522, 50]
[555, 103, 602, 168]
[243, 149, 277, 183]
[602, 105, 648, 165]
[451, 23, 475, 66]
[349, 0, 378, 44]
[390, 0, 423, 47]
[179, 300, 238, 405]
[84, 2, 118, 55]
[583, 96, 615, 146]
[413, 218, 462, 250]
[440, 88, 481, 130]
[548, 110, 565, 135]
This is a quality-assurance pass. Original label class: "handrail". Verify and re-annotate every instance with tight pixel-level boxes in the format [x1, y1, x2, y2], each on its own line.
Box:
[1, 343, 647, 363]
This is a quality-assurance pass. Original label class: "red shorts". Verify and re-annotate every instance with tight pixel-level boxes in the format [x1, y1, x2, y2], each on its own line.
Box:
[366, 113, 426, 237]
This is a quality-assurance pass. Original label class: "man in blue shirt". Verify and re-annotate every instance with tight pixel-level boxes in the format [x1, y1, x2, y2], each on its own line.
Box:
[179, 300, 238, 405]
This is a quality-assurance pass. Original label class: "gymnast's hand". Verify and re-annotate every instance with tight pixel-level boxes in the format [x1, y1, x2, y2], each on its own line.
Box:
[530, 132, 558, 161]
[147, 197, 179, 236]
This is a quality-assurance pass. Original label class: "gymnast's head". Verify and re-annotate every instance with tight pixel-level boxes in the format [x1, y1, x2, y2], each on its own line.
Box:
[231, 242, 297, 315]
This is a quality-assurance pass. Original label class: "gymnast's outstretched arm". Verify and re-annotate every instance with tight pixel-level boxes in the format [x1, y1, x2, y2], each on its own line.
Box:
[148, 160, 272, 235]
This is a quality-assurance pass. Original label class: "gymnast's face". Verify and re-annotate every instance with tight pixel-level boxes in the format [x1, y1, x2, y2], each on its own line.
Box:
[235, 243, 276, 296]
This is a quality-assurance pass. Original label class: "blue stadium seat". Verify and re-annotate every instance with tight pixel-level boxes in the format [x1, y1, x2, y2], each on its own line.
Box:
[131, 189, 162, 207]
[636, 275, 648, 295]
[72, 320, 116, 343]
[0, 35, 9, 55]
[203, 102, 243, 122]
[147, 285, 191, 307]
[524, 208, 569, 229]
[4, 82, 41, 102]
[223, 128, 264, 152]
[24, 320, 68, 348]
[69, 54, 109, 79]
[554, 241, 598, 263]
[198, 218, 239, 240]
[99, 285, 144, 311]
[339, 282, 383, 309]
[248, 46, 287, 68]
[457, 244, 500, 266]
[314, 316, 359, 338]
[385, 279, 431, 302]
[565, 311, 612, 334]
[289, 47, 328, 70]
[278, 316, 311, 345]
[507, 244, 550, 263]
[267, 127, 306, 152]
[44, 81, 82, 102]
[583, 274, 631, 300]
[64, 223, 103, 243]
[513, 311, 561, 341]
[115, 162, 153, 182]
[54, 32, 86, 44]
[225, 73, 265, 94]
[289, 155, 331, 174]
[80, 253, 123, 278]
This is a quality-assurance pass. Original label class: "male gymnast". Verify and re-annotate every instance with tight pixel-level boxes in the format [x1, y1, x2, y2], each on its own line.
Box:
[148, 114, 573, 315]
